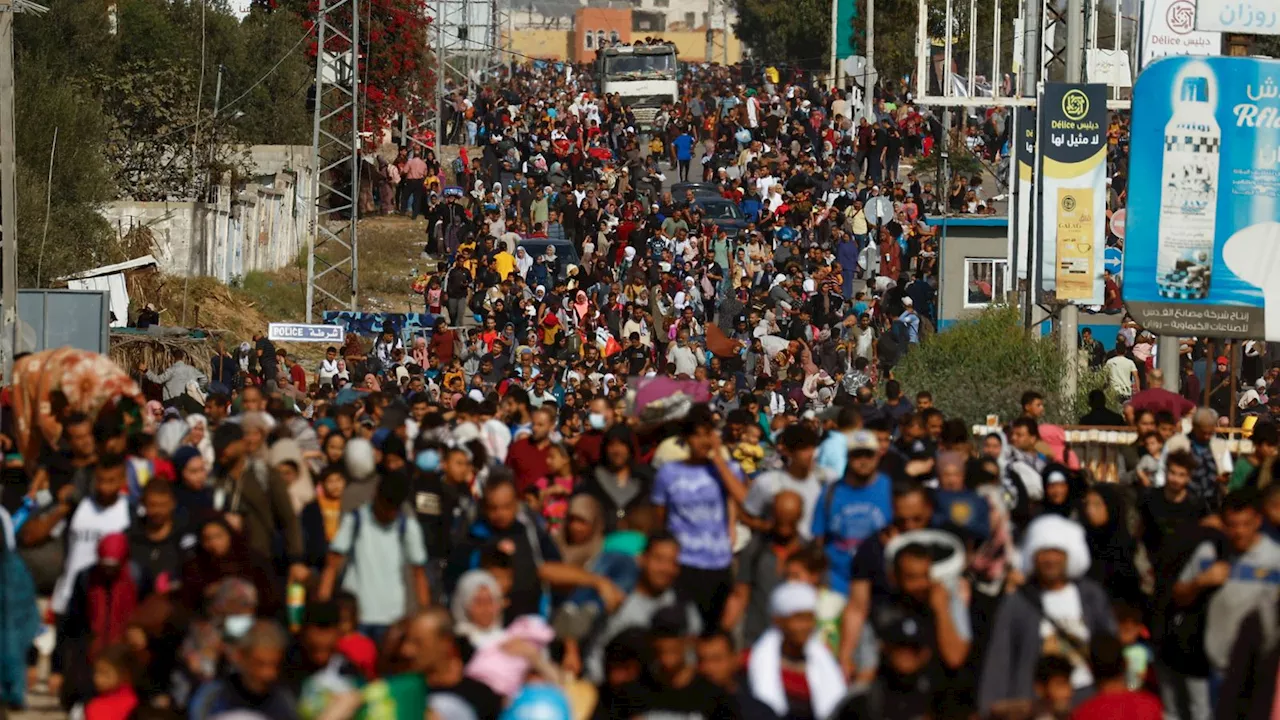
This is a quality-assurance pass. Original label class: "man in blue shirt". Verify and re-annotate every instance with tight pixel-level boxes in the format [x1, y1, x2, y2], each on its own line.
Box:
[811, 430, 892, 592]
[672, 129, 695, 183]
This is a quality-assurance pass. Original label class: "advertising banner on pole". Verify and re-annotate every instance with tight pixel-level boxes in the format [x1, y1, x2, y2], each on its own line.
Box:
[1010, 107, 1036, 282]
[1194, 0, 1278, 35]
[1142, 0, 1221, 67]
[1122, 57, 1280, 340]
[1037, 83, 1108, 305]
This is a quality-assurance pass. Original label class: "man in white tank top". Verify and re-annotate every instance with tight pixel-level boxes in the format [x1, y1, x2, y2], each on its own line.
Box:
[50, 453, 132, 617]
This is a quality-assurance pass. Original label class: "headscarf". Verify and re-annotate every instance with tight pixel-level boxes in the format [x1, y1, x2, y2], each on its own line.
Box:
[87, 533, 138, 661]
[516, 248, 533, 279]
[269, 438, 315, 515]
[556, 494, 605, 569]
[451, 570, 506, 650]
[185, 413, 216, 467]
[155, 417, 190, 459]
[572, 291, 590, 322]
[1021, 514, 1091, 581]
[172, 446, 213, 526]
[1081, 484, 1142, 603]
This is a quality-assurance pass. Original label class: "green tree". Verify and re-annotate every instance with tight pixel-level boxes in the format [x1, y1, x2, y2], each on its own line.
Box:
[853, 0, 1016, 92]
[13, 10, 117, 287]
[733, 0, 832, 71]
[893, 305, 1110, 425]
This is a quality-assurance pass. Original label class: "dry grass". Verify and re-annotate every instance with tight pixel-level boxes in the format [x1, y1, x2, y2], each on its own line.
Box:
[124, 214, 429, 368]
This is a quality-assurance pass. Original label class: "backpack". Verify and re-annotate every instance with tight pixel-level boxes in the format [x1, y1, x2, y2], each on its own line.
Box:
[337, 508, 418, 585]
[452, 157, 465, 174]
[1156, 533, 1226, 678]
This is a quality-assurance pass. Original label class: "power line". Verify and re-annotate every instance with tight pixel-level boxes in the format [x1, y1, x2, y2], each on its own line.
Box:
[147, 23, 316, 144]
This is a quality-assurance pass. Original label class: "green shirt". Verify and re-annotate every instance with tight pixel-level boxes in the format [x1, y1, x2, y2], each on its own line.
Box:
[355, 673, 428, 720]
[602, 530, 647, 557]
[1230, 456, 1258, 492]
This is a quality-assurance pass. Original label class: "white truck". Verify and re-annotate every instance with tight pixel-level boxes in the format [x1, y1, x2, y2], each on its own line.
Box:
[596, 43, 679, 131]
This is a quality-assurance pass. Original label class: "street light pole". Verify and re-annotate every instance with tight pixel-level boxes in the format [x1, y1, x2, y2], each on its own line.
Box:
[1, 6, 19, 381]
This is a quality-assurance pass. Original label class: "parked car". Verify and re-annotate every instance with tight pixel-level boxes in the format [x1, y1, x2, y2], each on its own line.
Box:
[517, 237, 582, 282]
[692, 198, 748, 235]
[671, 182, 722, 200]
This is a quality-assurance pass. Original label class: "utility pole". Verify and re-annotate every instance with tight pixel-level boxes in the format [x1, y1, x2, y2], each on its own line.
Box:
[0, 0, 47, 380]
[705, 0, 714, 63]
[0, 7, 15, 381]
[864, 0, 874, 119]
[829, 0, 838, 83]
[721, 1, 727, 65]
[1059, 0, 1084, 401]
[1020, 0, 1040, 332]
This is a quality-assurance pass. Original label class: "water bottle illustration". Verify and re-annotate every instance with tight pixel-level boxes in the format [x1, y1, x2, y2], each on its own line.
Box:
[1156, 72, 1220, 300]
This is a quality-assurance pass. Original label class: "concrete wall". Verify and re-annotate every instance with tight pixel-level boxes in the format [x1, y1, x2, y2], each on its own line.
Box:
[506, 28, 573, 60]
[574, 8, 632, 57]
[506, 15, 741, 63]
[655, 29, 741, 63]
[100, 145, 315, 283]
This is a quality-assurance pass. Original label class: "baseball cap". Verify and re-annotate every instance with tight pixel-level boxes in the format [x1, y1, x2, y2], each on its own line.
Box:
[873, 605, 929, 647]
[849, 430, 878, 454]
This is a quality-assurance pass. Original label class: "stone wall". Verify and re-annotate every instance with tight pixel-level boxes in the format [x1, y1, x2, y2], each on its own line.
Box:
[100, 145, 316, 283]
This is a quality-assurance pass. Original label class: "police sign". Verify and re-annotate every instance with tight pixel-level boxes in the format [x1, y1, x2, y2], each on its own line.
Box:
[268, 323, 345, 343]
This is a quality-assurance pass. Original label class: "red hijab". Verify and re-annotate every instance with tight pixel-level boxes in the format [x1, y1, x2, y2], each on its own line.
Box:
[87, 533, 138, 660]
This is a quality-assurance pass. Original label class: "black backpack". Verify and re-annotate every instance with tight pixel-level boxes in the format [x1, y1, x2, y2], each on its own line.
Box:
[1154, 530, 1226, 678]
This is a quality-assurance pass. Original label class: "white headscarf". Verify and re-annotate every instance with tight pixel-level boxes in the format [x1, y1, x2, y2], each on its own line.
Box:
[452, 570, 506, 650]
[1021, 514, 1091, 580]
[515, 247, 533, 279]
[185, 413, 216, 468]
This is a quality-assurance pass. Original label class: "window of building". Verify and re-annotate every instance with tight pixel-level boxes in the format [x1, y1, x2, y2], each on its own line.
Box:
[654, 0, 668, 7]
[684, 11, 694, 25]
[964, 258, 1009, 308]
[585, 31, 594, 49]
[596, 29, 607, 47]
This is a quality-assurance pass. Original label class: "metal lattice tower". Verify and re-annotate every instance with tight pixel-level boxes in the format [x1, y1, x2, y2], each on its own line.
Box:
[434, 0, 509, 101]
[305, 0, 361, 322]
[1040, 0, 1068, 81]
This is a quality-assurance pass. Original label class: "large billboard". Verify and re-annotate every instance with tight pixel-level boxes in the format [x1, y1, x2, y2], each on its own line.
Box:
[1122, 57, 1280, 339]
[1195, 0, 1278, 35]
[1142, 0, 1221, 67]
[1038, 83, 1108, 305]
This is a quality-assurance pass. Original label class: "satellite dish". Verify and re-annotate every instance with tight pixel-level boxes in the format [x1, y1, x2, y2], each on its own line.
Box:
[866, 196, 894, 225]
[841, 56, 865, 76]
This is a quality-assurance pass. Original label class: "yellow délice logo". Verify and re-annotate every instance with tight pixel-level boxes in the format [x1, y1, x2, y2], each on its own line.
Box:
[1062, 89, 1090, 121]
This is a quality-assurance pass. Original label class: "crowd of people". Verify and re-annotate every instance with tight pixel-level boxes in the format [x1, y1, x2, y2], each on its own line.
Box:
[1, 55, 1275, 720]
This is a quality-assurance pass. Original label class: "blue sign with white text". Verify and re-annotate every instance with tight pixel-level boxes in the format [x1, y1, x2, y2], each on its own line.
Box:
[268, 323, 346, 343]
[1122, 56, 1280, 340]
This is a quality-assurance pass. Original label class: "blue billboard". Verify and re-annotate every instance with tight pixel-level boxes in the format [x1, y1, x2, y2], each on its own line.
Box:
[1123, 56, 1280, 340]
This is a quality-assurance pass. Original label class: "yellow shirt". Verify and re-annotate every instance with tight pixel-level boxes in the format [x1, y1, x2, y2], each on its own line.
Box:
[494, 251, 516, 280]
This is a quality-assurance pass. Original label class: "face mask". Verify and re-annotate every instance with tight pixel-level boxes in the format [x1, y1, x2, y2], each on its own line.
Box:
[588, 412, 606, 431]
[416, 449, 442, 473]
[224, 614, 254, 639]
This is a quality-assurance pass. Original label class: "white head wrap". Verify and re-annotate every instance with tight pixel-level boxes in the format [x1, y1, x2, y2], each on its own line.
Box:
[1021, 514, 1091, 580]
[769, 581, 818, 618]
